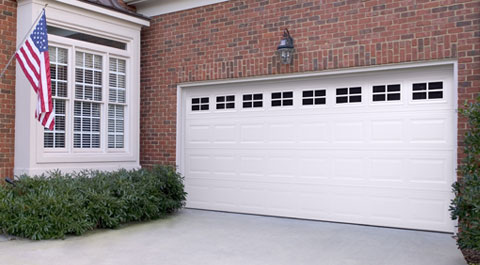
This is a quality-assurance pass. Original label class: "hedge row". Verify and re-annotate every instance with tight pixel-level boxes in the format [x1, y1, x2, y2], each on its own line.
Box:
[450, 99, 480, 254]
[0, 166, 187, 240]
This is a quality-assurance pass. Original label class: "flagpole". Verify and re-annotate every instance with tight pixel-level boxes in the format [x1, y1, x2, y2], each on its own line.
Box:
[0, 4, 48, 80]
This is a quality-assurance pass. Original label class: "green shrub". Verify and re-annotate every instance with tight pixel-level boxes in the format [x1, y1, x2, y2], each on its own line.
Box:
[0, 166, 187, 240]
[450, 98, 480, 251]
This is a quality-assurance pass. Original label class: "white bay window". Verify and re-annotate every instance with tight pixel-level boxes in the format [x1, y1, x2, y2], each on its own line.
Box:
[15, 0, 148, 175]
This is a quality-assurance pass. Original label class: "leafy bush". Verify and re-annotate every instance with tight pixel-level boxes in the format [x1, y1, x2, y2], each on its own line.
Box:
[450, 98, 480, 252]
[0, 166, 187, 240]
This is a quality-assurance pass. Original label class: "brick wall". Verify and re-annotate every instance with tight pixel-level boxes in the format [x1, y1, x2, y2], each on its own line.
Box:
[140, 0, 480, 168]
[0, 0, 16, 179]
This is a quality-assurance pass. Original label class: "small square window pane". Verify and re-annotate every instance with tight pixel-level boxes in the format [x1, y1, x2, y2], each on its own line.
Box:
[387, 84, 401, 92]
[57, 48, 68, 64]
[429, 82, 443, 90]
[55, 116, 65, 131]
[118, 60, 126, 73]
[315, 98, 326, 105]
[315, 90, 326, 97]
[74, 117, 81, 132]
[201, 97, 209, 103]
[283, 91, 293, 98]
[350, 95, 361, 103]
[272, 100, 281, 107]
[303, 90, 313, 97]
[413, 83, 427, 91]
[413, 92, 427, 100]
[429, 91, 443, 99]
[44, 133, 54, 148]
[216, 96, 225, 102]
[201, 104, 209, 110]
[55, 134, 65, 148]
[192, 105, 200, 111]
[217, 104, 225, 109]
[94, 55, 102, 70]
[337, 96, 348, 104]
[373, 94, 385, 101]
[108, 135, 115, 148]
[94, 71, 102, 85]
[226, 103, 235, 109]
[350, 87, 361, 94]
[243, 102, 252, 108]
[109, 73, 117, 87]
[272, 92, 281, 99]
[57, 82, 67, 97]
[75, 52, 83, 67]
[57, 65, 67, 81]
[283, 99, 293, 106]
[336, 88, 348, 95]
[92, 135, 100, 148]
[253, 101, 263, 108]
[82, 134, 91, 148]
[387, 93, 401, 101]
[373, 85, 385, 93]
[226, 95, 235, 101]
[85, 70, 93, 84]
[75, 69, 84, 83]
[303, 98, 313, 105]
[109, 58, 117, 71]
[74, 134, 81, 148]
[118, 90, 126, 103]
[253, 94, 263, 100]
[92, 104, 101, 117]
[243, 94, 252, 101]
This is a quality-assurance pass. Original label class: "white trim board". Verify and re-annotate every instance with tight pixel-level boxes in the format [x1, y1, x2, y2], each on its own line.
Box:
[128, 0, 229, 17]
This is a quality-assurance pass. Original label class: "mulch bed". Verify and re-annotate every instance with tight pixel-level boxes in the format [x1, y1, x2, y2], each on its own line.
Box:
[462, 249, 480, 264]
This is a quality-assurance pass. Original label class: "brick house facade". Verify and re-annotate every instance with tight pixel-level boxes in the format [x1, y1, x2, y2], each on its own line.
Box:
[1, 0, 479, 231]
[139, 0, 480, 168]
[0, 0, 16, 179]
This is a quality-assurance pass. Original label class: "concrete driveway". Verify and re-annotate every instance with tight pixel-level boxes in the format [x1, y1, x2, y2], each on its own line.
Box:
[0, 209, 466, 265]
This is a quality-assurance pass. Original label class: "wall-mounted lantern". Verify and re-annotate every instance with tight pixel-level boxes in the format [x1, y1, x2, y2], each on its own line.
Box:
[277, 28, 294, 65]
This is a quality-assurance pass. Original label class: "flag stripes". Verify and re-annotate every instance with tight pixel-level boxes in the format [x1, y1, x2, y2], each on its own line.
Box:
[15, 10, 54, 130]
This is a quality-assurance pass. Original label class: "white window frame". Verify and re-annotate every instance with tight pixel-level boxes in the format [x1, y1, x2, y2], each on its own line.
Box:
[41, 36, 130, 156]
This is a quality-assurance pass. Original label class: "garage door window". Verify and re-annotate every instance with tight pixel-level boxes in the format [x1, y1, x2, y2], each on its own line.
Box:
[192, 97, 209, 111]
[216, 95, 235, 110]
[412, 82, 443, 100]
[243, 93, 263, 108]
[372, 84, 401, 102]
[336, 87, 362, 104]
[271, 91, 293, 107]
[303, 89, 326, 105]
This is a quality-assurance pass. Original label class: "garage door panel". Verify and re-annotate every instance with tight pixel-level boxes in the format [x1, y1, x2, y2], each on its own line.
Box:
[409, 118, 450, 144]
[185, 116, 454, 151]
[182, 65, 456, 232]
[370, 120, 404, 143]
[333, 122, 365, 143]
[185, 178, 453, 231]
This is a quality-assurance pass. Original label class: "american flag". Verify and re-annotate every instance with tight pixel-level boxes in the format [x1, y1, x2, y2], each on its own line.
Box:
[15, 10, 54, 130]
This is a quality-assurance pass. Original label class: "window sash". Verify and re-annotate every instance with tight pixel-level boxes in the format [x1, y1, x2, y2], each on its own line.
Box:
[44, 42, 129, 152]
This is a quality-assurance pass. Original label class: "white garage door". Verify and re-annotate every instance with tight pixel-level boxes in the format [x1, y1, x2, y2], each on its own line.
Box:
[179, 64, 456, 232]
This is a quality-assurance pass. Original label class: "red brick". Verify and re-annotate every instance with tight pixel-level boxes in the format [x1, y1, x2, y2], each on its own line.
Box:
[0, 0, 15, 180]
